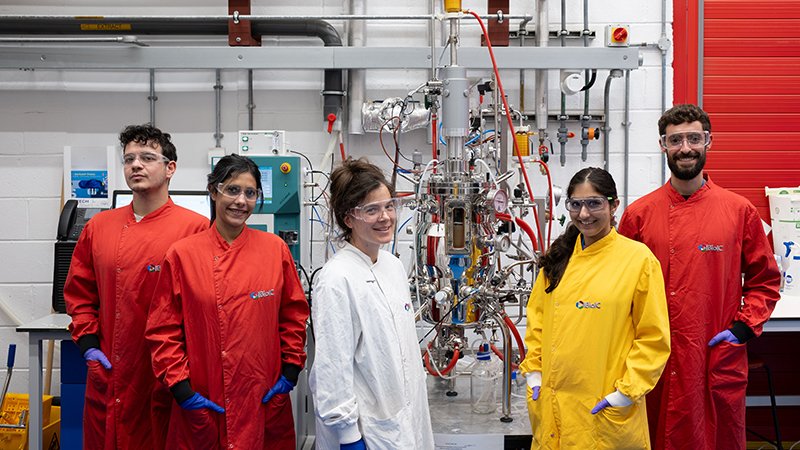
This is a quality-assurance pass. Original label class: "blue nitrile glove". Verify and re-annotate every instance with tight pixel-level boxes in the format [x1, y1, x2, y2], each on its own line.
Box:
[83, 348, 112, 370]
[591, 398, 611, 414]
[341, 438, 366, 450]
[525, 371, 542, 401]
[708, 329, 740, 347]
[262, 375, 295, 404]
[179, 392, 225, 414]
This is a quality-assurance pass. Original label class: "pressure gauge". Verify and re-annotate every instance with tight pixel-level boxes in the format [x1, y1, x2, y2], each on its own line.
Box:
[487, 189, 509, 213]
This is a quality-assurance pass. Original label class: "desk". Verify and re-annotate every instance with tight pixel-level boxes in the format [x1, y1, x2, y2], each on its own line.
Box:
[16, 314, 71, 450]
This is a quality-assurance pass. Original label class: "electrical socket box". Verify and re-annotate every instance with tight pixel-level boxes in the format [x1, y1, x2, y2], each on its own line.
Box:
[238, 130, 286, 155]
[605, 24, 630, 47]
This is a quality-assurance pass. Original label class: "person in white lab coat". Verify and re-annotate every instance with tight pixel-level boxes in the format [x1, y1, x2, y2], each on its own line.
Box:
[309, 158, 434, 450]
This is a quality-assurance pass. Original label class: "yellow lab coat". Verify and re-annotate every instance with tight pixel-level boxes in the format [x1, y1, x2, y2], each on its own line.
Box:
[520, 229, 670, 449]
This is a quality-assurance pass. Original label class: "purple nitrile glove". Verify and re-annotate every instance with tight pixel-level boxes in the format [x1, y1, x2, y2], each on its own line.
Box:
[531, 386, 540, 401]
[262, 375, 295, 404]
[178, 392, 225, 414]
[591, 398, 611, 414]
[708, 329, 739, 347]
[341, 438, 366, 450]
[83, 348, 112, 370]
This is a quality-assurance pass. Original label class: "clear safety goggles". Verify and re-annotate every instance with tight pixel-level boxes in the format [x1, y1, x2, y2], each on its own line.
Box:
[565, 196, 614, 212]
[122, 151, 171, 166]
[216, 183, 262, 202]
[350, 197, 404, 222]
[659, 131, 710, 150]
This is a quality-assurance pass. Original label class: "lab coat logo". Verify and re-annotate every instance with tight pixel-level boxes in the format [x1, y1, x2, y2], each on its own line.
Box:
[698, 244, 724, 252]
[250, 289, 275, 300]
[575, 300, 601, 309]
[146, 264, 161, 272]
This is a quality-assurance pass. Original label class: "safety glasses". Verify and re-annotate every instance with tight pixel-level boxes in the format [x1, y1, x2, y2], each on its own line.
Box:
[565, 196, 614, 212]
[350, 197, 404, 222]
[122, 151, 171, 166]
[659, 131, 710, 150]
[216, 183, 262, 202]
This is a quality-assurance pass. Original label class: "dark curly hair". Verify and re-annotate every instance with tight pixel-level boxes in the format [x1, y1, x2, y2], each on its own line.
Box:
[119, 123, 177, 162]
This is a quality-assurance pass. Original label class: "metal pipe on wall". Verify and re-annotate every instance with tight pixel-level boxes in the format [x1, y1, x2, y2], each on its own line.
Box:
[535, 0, 548, 144]
[214, 69, 223, 147]
[623, 69, 631, 208]
[148, 69, 157, 125]
[558, 0, 568, 166]
[518, 16, 531, 111]
[347, 0, 366, 135]
[247, 69, 254, 130]
[602, 69, 623, 172]
[580, 0, 590, 161]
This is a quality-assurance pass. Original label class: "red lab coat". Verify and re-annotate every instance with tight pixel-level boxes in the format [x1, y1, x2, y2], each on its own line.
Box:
[618, 178, 780, 450]
[146, 226, 308, 450]
[65, 200, 208, 449]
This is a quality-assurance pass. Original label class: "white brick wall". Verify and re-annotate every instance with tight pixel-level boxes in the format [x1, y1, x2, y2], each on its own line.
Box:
[0, 0, 671, 398]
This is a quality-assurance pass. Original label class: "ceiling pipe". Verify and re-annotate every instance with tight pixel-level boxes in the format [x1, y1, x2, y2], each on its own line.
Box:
[0, 18, 344, 122]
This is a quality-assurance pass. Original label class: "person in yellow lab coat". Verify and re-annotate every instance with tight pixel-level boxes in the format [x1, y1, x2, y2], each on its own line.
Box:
[519, 167, 671, 449]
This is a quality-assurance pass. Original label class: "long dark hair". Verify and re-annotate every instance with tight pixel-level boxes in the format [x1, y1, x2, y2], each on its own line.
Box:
[539, 167, 618, 293]
[206, 154, 262, 223]
[329, 157, 394, 242]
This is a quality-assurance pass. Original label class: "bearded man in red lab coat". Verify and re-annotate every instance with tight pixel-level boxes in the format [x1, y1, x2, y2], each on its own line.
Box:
[618, 104, 781, 450]
[64, 124, 208, 449]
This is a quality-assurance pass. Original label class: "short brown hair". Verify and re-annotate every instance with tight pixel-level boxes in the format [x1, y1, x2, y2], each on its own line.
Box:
[658, 104, 711, 136]
[329, 158, 394, 241]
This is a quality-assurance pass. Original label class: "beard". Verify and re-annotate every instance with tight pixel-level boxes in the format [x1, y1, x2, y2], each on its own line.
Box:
[667, 149, 706, 180]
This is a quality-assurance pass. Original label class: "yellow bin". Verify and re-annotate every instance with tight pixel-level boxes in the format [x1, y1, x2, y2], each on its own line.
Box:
[0, 394, 61, 450]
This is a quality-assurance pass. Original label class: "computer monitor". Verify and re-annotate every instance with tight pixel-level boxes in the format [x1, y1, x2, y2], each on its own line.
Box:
[112, 190, 211, 219]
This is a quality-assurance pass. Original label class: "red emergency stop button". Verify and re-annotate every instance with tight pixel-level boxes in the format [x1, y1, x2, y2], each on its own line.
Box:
[613, 27, 628, 43]
[606, 24, 630, 47]
[280, 162, 291, 174]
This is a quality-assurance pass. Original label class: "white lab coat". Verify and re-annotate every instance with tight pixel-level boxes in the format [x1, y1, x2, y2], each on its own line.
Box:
[309, 243, 434, 450]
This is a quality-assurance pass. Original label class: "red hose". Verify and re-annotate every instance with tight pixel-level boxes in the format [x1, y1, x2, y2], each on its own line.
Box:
[496, 213, 538, 252]
[424, 343, 460, 376]
[489, 343, 518, 370]
[504, 315, 526, 363]
[338, 133, 347, 161]
[466, 10, 551, 252]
